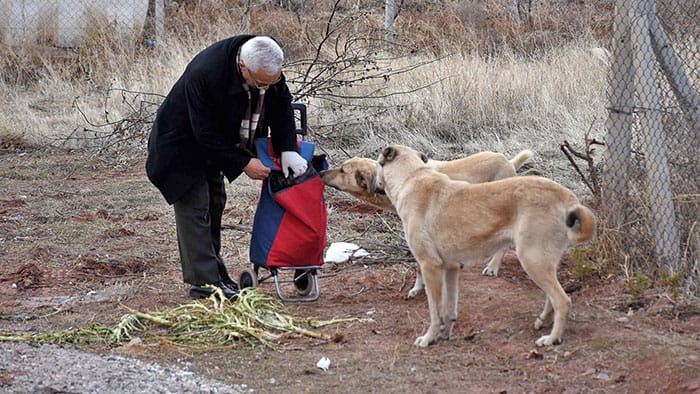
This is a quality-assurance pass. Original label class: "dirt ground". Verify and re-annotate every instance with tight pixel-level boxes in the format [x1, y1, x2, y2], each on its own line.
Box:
[1, 148, 699, 393]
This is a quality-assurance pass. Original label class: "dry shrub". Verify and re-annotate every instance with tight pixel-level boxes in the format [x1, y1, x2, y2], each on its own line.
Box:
[164, 0, 244, 44]
[597, 183, 700, 299]
[0, 13, 145, 85]
[0, 127, 29, 150]
[395, 0, 613, 55]
[35, 16, 59, 47]
[75, 11, 146, 84]
[0, 45, 52, 84]
[247, 7, 309, 58]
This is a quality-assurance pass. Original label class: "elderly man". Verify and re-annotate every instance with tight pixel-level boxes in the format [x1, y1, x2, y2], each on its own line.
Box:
[146, 35, 307, 299]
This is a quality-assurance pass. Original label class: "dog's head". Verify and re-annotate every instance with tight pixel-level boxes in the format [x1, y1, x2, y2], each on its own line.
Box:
[375, 145, 428, 194]
[320, 157, 395, 211]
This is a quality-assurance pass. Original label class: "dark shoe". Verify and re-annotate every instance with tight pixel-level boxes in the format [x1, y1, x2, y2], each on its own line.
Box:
[217, 260, 238, 290]
[189, 281, 238, 300]
[221, 278, 239, 292]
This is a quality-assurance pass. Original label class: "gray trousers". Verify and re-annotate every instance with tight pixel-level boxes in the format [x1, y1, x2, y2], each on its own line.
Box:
[173, 170, 234, 286]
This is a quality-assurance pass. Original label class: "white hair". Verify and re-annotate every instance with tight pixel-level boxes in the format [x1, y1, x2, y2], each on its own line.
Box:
[239, 36, 284, 75]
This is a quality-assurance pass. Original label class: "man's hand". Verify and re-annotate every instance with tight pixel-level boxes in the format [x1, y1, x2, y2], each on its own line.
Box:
[281, 151, 308, 178]
[243, 158, 271, 180]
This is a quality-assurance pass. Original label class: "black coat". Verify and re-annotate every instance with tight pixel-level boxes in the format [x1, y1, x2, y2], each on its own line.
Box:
[146, 35, 297, 204]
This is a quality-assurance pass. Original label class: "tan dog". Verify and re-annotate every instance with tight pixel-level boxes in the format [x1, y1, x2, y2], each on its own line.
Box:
[321, 150, 534, 297]
[375, 145, 595, 347]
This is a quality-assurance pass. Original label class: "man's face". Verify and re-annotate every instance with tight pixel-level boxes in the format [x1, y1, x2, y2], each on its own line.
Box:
[239, 62, 281, 89]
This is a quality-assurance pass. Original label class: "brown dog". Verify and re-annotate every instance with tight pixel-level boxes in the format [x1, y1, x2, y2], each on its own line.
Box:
[321, 150, 534, 297]
[375, 145, 595, 347]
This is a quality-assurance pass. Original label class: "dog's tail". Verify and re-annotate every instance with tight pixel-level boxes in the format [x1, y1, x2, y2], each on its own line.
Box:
[509, 149, 534, 170]
[565, 205, 596, 244]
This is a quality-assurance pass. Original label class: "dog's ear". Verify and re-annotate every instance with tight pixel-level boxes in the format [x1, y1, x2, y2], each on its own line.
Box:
[355, 171, 374, 194]
[380, 146, 397, 165]
[420, 152, 428, 163]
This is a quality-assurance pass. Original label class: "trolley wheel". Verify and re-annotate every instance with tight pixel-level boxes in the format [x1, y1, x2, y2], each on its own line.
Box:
[294, 269, 312, 296]
[239, 268, 258, 289]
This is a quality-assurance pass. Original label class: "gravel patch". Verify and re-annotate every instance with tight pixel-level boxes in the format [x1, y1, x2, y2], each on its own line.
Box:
[0, 342, 244, 393]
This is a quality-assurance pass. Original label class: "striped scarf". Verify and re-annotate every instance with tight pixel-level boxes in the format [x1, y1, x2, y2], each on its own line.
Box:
[238, 85, 266, 156]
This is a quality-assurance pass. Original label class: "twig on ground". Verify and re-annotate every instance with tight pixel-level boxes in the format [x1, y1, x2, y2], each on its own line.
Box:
[221, 223, 250, 232]
[348, 287, 366, 297]
[398, 267, 411, 292]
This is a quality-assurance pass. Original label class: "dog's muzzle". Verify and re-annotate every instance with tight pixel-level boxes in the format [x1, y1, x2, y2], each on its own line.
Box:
[319, 171, 341, 190]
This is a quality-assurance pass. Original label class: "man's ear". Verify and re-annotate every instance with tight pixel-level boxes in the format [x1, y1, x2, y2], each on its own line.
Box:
[420, 152, 428, 163]
[379, 146, 397, 165]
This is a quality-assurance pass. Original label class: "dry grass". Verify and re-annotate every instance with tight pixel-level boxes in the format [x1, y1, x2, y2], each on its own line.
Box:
[0, 1, 610, 158]
[395, 0, 613, 55]
[311, 43, 608, 192]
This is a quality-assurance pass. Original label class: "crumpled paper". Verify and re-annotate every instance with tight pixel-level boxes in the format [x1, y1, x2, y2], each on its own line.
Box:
[323, 242, 369, 263]
[316, 356, 331, 371]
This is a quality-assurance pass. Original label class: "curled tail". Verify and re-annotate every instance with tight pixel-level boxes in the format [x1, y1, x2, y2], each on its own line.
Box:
[509, 149, 534, 170]
[565, 205, 596, 243]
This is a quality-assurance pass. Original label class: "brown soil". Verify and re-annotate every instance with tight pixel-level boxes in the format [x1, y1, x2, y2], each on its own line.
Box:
[1, 149, 699, 393]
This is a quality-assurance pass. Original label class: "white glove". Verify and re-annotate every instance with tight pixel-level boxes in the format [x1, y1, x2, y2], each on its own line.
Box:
[281, 151, 308, 178]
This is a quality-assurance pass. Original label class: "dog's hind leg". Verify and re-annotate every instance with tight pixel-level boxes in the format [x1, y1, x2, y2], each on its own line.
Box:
[407, 270, 424, 298]
[517, 228, 571, 346]
[481, 248, 507, 277]
[534, 297, 553, 330]
[414, 260, 443, 347]
[439, 264, 460, 340]
[533, 275, 570, 346]
[521, 261, 570, 346]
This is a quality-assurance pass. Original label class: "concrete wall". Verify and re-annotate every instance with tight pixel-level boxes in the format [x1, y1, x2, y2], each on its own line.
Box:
[0, 0, 162, 47]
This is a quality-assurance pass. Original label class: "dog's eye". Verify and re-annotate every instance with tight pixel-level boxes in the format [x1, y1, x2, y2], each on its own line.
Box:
[339, 167, 345, 174]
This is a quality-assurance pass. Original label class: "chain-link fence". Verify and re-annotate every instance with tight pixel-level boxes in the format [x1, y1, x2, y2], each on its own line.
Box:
[0, 0, 163, 47]
[602, 0, 699, 291]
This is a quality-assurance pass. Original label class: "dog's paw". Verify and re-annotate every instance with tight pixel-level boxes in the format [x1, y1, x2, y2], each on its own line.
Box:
[481, 266, 499, 277]
[438, 329, 452, 341]
[407, 287, 423, 298]
[533, 316, 548, 330]
[414, 334, 436, 347]
[535, 335, 563, 347]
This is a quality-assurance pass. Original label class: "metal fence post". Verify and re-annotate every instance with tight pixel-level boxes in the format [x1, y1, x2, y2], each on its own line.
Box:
[631, 0, 683, 273]
[603, 0, 635, 229]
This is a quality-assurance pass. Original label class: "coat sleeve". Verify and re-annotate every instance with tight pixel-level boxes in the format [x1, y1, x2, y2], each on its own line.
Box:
[268, 75, 298, 154]
[185, 74, 252, 180]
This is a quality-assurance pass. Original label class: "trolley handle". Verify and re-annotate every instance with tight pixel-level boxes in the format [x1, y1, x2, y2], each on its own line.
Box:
[291, 103, 307, 137]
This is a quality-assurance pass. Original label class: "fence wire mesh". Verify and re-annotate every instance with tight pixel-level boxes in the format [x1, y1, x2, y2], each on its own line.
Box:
[0, 0, 162, 47]
[603, 0, 699, 292]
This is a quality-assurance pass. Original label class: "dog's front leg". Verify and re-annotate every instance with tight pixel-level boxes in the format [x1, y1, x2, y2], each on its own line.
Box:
[414, 261, 443, 347]
[439, 264, 460, 340]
